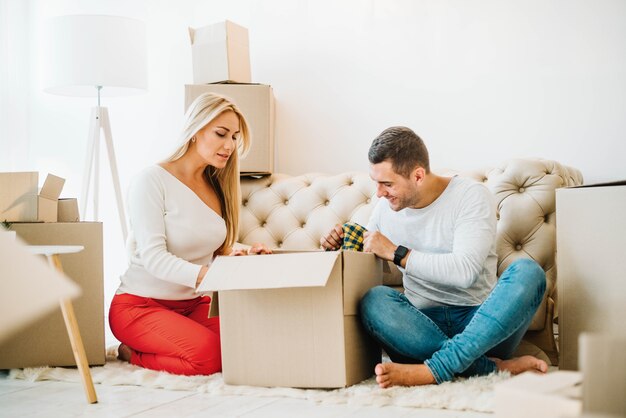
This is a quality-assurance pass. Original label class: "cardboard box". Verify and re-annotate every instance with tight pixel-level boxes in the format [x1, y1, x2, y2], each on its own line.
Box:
[0, 222, 105, 368]
[58, 198, 80, 222]
[494, 371, 582, 418]
[189, 20, 251, 84]
[0, 172, 64, 222]
[198, 251, 383, 388]
[556, 181, 626, 370]
[185, 83, 275, 175]
[579, 333, 626, 416]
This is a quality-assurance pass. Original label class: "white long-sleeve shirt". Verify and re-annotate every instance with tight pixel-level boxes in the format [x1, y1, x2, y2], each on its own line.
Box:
[117, 165, 227, 300]
[367, 176, 498, 308]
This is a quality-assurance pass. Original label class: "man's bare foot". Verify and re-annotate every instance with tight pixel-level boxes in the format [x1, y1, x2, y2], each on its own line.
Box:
[374, 362, 436, 388]
[491, 355, 548, 375]
[117, 343, 132, 362]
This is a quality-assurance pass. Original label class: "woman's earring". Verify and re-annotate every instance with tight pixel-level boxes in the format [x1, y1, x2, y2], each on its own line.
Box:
[191, 136, 196, 143]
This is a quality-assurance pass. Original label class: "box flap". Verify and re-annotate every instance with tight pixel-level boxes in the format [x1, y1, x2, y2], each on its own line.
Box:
[40, 174, 65, 200]
[190, 21, 227, 44]
[198, 252, 340, 292]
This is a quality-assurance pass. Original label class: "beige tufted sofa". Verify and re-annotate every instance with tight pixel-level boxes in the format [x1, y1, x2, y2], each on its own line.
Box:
[238, 158, 583, 365]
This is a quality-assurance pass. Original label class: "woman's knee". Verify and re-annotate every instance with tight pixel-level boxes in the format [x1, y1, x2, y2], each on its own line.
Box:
[186, 337, 222, 375]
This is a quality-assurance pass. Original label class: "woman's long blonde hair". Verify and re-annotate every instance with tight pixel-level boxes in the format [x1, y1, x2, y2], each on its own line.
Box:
[164, 92, 251, 253]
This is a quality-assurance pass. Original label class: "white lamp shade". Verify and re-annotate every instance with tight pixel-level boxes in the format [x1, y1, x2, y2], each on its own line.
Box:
[42, 15, 147, 97]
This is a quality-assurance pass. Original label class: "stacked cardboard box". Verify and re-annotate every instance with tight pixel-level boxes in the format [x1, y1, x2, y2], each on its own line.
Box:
[187, 20, 274, 175]
[0, 222, 105, 368]
[0, 172, 80, 223]
[185, 83, 274, 175]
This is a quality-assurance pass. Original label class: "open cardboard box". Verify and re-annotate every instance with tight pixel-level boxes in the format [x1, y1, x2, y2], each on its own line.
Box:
[197, 250, 383, 388]
[0, 172, 64, 222]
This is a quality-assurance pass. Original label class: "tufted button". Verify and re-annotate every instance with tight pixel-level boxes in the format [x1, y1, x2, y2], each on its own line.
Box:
[366, 198, 371, 204]
[301, 222, 306, 228]
[284, 200, 289, 205]
[266, 183, 272, 188]
[324, 200, 330, 206]
[348, 180, 354, 186]
[518, 187, 525, 193]
[277, 241, 283, 247]
[262, 222, 267, 227]
[515, 244, 522, 251]
[243, 199, 248, 206]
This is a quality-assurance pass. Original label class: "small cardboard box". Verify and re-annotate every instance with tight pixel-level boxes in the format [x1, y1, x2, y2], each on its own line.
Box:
[556, 180, 626, 370]
[494, 371, 582, 418]
[58, 198, 80, 222]
[185, 83, 274, 175]
[189, 20, 251, 84]
[0, 172, 64, 223]
[198, 250, 382, 388]
[0, 222, 105, 368]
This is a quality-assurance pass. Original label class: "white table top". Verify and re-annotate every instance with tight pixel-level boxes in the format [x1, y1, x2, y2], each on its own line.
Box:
[26, 245, 84, 256]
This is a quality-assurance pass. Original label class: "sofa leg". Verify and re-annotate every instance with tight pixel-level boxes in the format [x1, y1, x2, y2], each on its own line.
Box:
[523, 297, 559, 366]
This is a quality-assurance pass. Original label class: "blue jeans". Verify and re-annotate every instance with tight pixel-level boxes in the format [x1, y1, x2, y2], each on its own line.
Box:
[359, 258, 546, 383]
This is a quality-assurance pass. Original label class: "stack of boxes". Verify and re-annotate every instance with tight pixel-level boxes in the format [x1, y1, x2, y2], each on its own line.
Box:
[188, 20, 274, 175]
[190, 22, 382, 388]
[0, 172, 104, 368]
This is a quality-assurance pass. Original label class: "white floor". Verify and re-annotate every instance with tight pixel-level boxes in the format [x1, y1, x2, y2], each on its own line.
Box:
[0, 371, 490, 418]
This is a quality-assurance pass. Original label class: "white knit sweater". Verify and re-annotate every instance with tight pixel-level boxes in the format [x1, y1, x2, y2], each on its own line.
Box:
[368, 176, 498, 308]
[117, 165, 226, 300]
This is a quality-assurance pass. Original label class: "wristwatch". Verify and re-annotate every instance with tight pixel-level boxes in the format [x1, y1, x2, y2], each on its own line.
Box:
[393, 245, 409, 266]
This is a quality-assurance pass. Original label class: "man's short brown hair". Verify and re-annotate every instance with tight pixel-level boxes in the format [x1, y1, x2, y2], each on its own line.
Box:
[368, 127, 430, 177]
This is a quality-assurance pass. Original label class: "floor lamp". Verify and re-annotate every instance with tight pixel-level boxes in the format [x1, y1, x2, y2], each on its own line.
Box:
[43, 15, 147, 242]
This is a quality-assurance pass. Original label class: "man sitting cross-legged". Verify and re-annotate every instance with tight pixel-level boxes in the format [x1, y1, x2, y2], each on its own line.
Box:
[321, 127, 548, 387]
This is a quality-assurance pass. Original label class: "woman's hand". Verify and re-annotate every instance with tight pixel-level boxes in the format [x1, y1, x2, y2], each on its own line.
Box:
[195, 265, 209, 289]
[247, 243, 272, 255]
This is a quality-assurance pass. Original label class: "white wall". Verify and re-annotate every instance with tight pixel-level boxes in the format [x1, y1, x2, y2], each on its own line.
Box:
[2, 0, 626, 344]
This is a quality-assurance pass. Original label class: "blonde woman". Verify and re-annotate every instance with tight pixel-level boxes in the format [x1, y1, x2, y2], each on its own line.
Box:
[109, 93, 270, 375]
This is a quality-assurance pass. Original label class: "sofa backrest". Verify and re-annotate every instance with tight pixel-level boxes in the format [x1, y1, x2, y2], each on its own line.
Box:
[239, 158, 583, 329]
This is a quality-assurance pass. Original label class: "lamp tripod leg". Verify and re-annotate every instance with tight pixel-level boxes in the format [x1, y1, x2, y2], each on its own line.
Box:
[80, 108, 100, 221]
[100, 108, 128, 242]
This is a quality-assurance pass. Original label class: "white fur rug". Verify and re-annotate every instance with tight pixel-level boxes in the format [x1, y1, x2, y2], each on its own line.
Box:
[8, 347, 511, 413]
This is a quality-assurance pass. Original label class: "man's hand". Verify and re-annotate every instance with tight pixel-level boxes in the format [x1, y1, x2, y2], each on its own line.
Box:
[320, 224, 344, 250]
[363, 231, 396, 261]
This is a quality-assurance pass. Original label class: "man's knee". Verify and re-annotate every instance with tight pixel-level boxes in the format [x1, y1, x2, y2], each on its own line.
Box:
[510, 258, 546, 296]
[360, 285, 395, 314]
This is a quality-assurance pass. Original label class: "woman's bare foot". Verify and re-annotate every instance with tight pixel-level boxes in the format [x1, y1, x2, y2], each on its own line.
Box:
[117, 343, 132, 362]
[491, 355, 548, 375]
[374, 362, 436, 388]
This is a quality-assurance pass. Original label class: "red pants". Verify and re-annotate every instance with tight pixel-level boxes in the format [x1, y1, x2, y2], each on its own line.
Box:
[109, 293, 221, 376]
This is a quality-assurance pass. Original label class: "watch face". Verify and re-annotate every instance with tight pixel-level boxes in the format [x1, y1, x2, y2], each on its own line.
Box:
[394, 245, 409, 265]
[395, 246, 408, 258]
